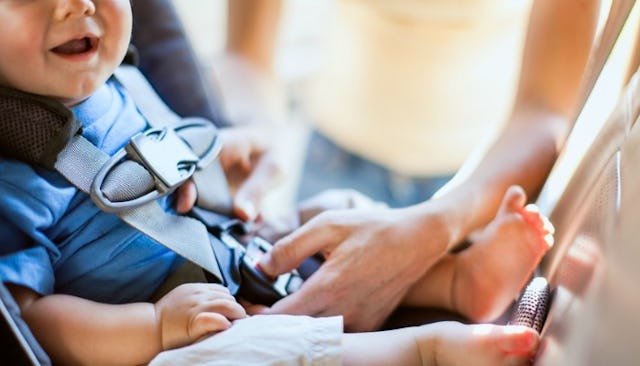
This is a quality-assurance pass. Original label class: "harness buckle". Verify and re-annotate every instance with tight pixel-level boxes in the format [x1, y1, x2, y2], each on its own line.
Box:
[127, 127, 199, 192]
[91, 122, 216, 213]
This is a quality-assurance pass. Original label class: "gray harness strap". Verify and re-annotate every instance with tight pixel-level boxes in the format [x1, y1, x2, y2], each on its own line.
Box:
[114, 65, 181, 128]
[55, 135, 223, 281]
[0, 63, 309, 304]
[114, 65, 233, 214]
[48, 65, 232, 283]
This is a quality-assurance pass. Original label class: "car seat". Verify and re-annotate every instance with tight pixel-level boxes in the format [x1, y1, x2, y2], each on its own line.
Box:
[531, 40, 640, 366]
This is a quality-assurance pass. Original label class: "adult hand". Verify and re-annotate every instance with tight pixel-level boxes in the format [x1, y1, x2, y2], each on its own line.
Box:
[176, 125, 284, 221]
[255, 188, 387, 243]
[256, 205, 452, 331]
[218, 125, 285, 221]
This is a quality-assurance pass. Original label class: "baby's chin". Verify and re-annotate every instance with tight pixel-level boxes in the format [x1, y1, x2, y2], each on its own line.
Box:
[47, 83, 101, 107]
[60, 83, 105, 107]
[58, 94, 92, 107]
[12, 83, 98, 108]
[43, 74, 109, 107]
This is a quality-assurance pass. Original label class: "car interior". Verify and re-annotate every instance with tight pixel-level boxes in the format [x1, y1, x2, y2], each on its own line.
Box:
[2, 1, 640, 365]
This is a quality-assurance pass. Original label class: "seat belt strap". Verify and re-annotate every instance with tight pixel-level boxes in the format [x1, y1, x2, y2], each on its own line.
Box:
[55, 134, 225, 282]
[113, 66, 181, 129]
[48, 65, 231, 283]
[114, 65, 233, 213]
[0, 62, 297, 300]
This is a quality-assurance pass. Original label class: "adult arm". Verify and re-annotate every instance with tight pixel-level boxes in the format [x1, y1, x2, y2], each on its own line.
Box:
[226, 0, 284, 75]
[213, 0, 289, 219]
[258, 0, 601, 331]
[436, 0, 601, 232]
[217, 0, 285, 126]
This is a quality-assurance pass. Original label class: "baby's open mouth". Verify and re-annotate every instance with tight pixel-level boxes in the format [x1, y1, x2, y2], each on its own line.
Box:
[51, 37, 98, 55]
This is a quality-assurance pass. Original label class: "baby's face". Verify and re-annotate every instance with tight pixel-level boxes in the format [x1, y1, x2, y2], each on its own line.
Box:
[0, 0, 132, 106]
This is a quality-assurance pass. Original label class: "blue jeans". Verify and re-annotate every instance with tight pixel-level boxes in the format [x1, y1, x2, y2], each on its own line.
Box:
[297, 132, 453, 208]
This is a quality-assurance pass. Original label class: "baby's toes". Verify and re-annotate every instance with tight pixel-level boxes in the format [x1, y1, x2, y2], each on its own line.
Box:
[520, 204, 554, 250]
[498, 185, 528, 216]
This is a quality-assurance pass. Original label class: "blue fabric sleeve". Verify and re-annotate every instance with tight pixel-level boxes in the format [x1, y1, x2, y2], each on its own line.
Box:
[0, 79, 188, 304]
[0, 246, 55, 296]
[0, 215, 55, 295]
[0, 159, 73, 296]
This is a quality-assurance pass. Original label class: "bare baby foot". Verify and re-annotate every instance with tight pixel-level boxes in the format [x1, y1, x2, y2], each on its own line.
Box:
[416, 321, 539, 366]
[453, 185, 554, 322]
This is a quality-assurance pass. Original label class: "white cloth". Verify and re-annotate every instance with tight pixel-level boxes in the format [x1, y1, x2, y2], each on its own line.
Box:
[149, 315, 343, 366]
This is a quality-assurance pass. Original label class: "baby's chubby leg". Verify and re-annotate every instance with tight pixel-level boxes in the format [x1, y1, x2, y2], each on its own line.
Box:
[343, 321, 539, 366]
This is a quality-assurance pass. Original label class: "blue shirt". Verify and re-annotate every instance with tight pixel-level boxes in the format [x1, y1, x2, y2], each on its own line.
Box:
[0, 79, 182, 304]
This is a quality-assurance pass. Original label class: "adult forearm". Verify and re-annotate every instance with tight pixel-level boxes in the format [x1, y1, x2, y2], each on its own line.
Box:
[517, 0, 600, 120]
[427, 112, 563, 246]
[416, 0, 600, 246]
[21, 294, 160, 366]
[227, 0, 284, 73]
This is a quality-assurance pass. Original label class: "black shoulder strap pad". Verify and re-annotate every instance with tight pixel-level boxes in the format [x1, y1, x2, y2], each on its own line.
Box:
[0, 87, 82, 169]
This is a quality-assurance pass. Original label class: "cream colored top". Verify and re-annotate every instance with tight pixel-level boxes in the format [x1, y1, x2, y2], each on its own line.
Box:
[305, 0, 532, 176]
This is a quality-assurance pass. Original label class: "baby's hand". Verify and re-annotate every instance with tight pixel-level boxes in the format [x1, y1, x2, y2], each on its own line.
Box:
[154, 283, 246, 350]
[173, 125, 284, 220]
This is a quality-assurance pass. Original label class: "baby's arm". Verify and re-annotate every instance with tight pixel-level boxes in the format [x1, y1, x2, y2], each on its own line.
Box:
[9, 283, 245, 366]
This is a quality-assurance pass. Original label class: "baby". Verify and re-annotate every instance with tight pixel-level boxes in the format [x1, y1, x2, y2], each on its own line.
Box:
[0, 1, 550, 365]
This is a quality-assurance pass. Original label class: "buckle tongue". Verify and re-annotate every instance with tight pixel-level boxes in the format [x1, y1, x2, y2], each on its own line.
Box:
[91, 126, 202, 213]
[127, 128, 199, 192]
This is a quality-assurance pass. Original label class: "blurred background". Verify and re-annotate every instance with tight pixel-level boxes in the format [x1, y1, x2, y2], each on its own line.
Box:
[171, 1, 639, 216]
[173, 1, 333, 216]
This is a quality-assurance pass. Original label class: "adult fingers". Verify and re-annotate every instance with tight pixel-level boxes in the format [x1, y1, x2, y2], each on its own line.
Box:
[258, 214, 339, 277]
[233, 152, 284, 221]
[259, 268, 335, 316]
